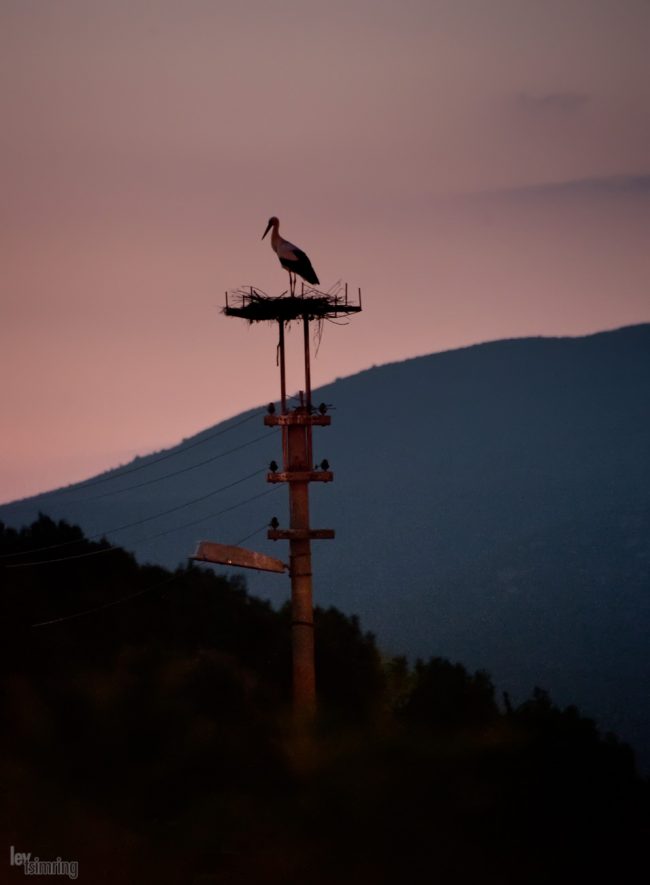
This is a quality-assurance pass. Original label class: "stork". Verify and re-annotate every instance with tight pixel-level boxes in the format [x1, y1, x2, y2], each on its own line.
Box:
[262, 216, 319, 296]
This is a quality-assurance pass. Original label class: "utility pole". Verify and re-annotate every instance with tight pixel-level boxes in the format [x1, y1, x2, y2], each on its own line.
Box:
[192, 286, 361, 716]
[266, 396, 322, 710]
[267, 310, 334, 711]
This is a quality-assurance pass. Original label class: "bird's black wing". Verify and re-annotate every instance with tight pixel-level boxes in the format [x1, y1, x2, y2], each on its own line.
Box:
[280, 247, 319, 285]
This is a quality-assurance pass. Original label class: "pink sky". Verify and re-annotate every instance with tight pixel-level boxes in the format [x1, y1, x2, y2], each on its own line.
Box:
[2, 0, 649, 502]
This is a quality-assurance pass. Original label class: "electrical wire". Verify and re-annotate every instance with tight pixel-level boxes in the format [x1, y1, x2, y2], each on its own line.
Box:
[144, 485, 280, 545]
[9, 545, 123, 568]
[31, 573, 179, 628]
[1, 468, 267, 561]
[9, 410, 264, 502]
[5, 484, 281, 569]
[28, 492, 283, 626]
[232, 521, 274, 547]
[57, 430, 275, 504]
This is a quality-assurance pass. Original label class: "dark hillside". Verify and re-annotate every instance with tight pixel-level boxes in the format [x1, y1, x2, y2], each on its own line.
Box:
[2, 324, 649, 765]
[1, 518, 647, 884]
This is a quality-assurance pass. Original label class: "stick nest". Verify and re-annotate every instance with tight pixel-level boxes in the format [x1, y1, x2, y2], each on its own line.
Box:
[223, 286, 361, 324]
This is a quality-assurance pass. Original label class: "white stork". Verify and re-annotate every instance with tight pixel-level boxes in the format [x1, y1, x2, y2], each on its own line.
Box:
[262, 216, 319, 295]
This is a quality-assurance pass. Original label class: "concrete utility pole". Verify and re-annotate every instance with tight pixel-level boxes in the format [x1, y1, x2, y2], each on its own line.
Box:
[194, 286, 361, 715]
[265, 388, 334, 711]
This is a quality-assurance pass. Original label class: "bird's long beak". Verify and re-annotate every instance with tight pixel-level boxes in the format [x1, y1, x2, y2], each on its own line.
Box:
[262, 220, 272, 240]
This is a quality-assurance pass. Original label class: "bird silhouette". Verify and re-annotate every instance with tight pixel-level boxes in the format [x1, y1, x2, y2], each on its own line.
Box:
[262, 216, 319, 295]
[269, 460, 279, 473]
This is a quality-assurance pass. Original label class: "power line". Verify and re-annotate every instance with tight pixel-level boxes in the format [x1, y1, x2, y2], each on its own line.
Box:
[28, 494, 281, 626]
[79, 466, 269, 538]
[9, 545, 123, 568]
[1, 468, 267, 561]
[141, 485, 280, 545]
[57, 429, 275, 504]
[5, 484, 281, 568]
[9, 410, 264, 503]
[233, 520, 274, 547]
[31, 573, 179, 628]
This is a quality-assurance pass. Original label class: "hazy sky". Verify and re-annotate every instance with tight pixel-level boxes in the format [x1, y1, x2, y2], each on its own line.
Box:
[2, 0, 649, 502]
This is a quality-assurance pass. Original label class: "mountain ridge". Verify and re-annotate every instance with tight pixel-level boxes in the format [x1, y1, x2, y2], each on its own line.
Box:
[2, 322, 649, 764]
[5, 321, 646, 507]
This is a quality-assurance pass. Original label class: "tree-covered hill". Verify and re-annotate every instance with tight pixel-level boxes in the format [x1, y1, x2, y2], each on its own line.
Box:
[3, 324, 649, 767]
[1, 517, 647, 884]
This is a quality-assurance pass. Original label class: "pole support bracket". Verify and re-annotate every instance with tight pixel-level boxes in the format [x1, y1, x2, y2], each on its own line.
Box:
[268, 528, 335, 541]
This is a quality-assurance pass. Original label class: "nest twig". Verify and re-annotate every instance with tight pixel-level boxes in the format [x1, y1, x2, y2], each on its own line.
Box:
[223, 284, 362, 325]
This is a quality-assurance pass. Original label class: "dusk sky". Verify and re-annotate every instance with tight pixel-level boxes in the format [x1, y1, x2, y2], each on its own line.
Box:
[2, 0, 649, 502]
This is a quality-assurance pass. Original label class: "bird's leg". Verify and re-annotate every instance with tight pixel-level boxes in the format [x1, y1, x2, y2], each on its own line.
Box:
[289, 272, 295, 297]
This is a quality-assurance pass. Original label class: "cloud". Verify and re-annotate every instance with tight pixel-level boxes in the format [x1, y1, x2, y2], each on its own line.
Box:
[453, 175, 650, 211]
[459, 174, 650, 217]
[515, 91, 591, 115]
[498, 173, 650, 199]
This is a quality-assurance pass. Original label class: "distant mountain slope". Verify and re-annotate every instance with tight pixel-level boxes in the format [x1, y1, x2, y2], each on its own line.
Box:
[3, 324, 649, 764]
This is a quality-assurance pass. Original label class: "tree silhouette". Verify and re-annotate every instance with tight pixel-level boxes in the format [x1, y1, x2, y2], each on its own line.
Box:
[397, 656, 498, 731]
[1, 517, 647, 884]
